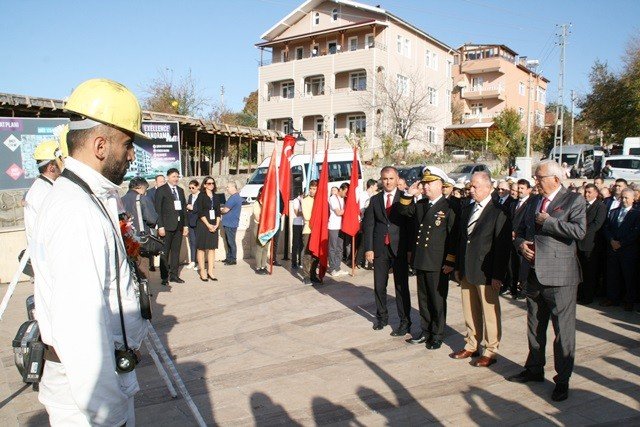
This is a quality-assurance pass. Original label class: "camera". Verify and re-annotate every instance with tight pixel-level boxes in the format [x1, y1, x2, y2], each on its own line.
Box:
[115, 348, 139, 373]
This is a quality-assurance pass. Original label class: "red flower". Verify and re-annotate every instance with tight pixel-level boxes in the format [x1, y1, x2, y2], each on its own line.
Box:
[120, 218, 140, 260]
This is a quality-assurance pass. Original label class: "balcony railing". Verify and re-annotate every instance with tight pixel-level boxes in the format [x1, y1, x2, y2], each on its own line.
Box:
[461, 84, 504, 98]
[259, 41, 387, 66]
[262, 86, 369, 102]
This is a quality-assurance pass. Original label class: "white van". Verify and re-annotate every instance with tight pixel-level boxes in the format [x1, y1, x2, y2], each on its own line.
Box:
[623, 137, 640, 155]
[603, 155, 640, 180]
[239, 149, 363, 203]
[547, 144, 596, 177]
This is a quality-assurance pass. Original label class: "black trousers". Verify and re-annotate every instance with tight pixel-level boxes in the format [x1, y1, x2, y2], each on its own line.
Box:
[606, 248, 638, 304]
[373, 246, 410, 327]
[525, 269, 577, 385]
[415, 269, 449, 340]
[291, 224, 303, 266]
[577, 249, 598, 303]
[160, 229, 183, 280]
[509, 246, 521, 293]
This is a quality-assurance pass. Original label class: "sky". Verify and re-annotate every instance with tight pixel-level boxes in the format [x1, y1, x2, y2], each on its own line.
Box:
[3, 0, 639, 114]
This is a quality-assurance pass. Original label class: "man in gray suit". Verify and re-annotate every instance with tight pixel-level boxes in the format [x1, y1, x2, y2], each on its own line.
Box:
[510, 160, 586, 402]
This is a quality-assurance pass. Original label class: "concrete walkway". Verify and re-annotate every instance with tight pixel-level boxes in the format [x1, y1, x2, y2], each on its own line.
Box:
[1, 259, 639, 426]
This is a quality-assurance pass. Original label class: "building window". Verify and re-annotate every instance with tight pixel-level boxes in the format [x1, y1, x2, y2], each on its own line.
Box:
[445, 89, 451, 109]
[348, 36, 358, 51]
[397, 74, 408, 94]
[305, 76, 324, 96]
[427, 126, 436, 144]
[397, 35, 402, 54]
[280, 50, 287, 63]
[313, 12, 320, 26]
[427, 87, 437, 106]
[518, 107, 525, 118]
[425, 49, 438, 69]
[519, 82, 526, 96]
[350, 72, 367, 91]
[446, 60, 452, 79]
[396, 119, 408, 137]
[365, 33, 374, 48]
[328, 41, 337, 55]
[315, 117, 324, 134]
[431, 52, 438, 70]
[283, 119, 292, 134]
[311, 44, 319, 57]
[425, 49, 431, 67]
[471, 103, 483, 115]
[295, 47, 304, 60]
[281, 81, 294, 99]
[535, 110, 544, 127]
[332, 8, 338, 21]
[471, 76, 483, 89]
[537, 87, 546, 105]
[347, 115, 367, 135]
[403, 38, 411, 58]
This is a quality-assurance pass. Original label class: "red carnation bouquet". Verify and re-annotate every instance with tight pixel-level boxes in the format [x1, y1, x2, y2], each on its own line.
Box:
[120, 217, 141, 260]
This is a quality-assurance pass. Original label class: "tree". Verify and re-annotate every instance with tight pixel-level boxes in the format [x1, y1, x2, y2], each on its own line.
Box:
[580, 35, 640, 143]
[142, 69, 208, 116]
[359, 67, 442, 158]
[489, 108, 524, 161]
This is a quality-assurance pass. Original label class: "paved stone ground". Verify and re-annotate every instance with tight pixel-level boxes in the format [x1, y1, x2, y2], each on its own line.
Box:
[1, 259, 639, 426]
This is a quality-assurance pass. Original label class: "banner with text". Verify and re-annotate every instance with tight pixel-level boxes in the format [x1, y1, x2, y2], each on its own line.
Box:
[125, 121, 181, 180]
[0, 117, 70, 190]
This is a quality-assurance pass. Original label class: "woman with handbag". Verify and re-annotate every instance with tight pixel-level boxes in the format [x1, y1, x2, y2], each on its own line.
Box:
[195, 176, 221, 281]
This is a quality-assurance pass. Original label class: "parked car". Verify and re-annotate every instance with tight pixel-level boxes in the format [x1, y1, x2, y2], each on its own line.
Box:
[602, 155, 640, 180]
[447, 163, 490, 182]
[397, 165, 425, 186]
[546, 144, 596, 178]
[451, 149, 473, 160]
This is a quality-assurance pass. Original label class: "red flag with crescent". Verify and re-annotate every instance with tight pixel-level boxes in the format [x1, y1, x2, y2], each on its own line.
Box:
[278, 134, 296, 215]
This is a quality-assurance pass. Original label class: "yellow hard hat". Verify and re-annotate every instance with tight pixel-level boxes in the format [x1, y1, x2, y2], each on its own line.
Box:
[53, 124, 69, 158]
[64, 78, 149, 139]
[33, 139, 61, 163]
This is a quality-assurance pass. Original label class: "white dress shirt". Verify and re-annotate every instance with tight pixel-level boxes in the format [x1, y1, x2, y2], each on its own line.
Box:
[24, 175, 54, 243]
[32, 156, 147, 426]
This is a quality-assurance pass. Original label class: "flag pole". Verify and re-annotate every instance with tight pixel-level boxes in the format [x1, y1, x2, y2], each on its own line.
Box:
[351, 235, 355, 277]
[269, 238, 274, 275]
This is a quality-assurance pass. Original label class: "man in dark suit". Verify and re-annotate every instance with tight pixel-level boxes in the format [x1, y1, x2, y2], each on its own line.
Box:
[507, 179, 534, 299]
[363, 166, 411, 336]
[154, 168, 188, 285]
[577, 184, 607, 305]
[511, 160, 586, 402]
[601, 187, 640, 311]
[451, 171, 511, 368]
[147, 174, 165, 203]
[603, 178, 627, 211]
[399, 167, 459, 350]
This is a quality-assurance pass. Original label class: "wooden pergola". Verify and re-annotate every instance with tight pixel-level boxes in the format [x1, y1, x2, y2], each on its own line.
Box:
[0, 92, 283, 176]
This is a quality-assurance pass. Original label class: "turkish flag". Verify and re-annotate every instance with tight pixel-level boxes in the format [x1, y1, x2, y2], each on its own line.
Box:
[308, 150, 330, 278]
[257, 147, 281, 246]
[341, 147, 360, 236]
[278, 134, 296, 215]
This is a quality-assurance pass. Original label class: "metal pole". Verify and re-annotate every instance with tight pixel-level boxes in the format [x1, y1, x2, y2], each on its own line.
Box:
[525, 71, 533, 157]
[570, 90, 575, 145]
[0, 249, 30, 321]
[143, 337, 177, 398]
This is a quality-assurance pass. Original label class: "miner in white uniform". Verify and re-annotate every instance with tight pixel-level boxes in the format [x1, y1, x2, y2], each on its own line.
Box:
[23, 139, 65, 243]
[31, 78, 149, 426]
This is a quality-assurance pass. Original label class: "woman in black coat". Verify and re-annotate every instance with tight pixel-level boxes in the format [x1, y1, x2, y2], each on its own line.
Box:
[195, 176, 221, 281]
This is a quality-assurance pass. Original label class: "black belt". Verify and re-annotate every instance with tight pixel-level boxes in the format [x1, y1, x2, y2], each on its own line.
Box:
[44, 345, 60, 363]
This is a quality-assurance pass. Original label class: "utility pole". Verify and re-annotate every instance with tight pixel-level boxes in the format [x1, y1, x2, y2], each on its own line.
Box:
[570, 89, 576, 145]
[553, 23, 570, 163]
[220, 85, 225, 108]
[525, 60, 539, 158]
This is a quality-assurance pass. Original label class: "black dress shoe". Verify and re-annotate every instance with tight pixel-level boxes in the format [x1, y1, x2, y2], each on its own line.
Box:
[272, 261, 282, 267]
[406, 335, 428, 344]
[372, 321, 388, 330]
[507, 369, 544, 383]
[390, 326, 410, 337]
[225, 260, 237, 265]
[551, 383, 569, 401]
[426, 339, 442, 350]
[170, 277, 185, 284]
[149, 266, 156, 272]
[161, 279, 168, 286]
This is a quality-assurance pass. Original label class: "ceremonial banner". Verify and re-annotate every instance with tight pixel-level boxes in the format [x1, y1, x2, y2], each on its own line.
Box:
[341, 147, 360, 237]
[278, 134, 296, 215]
[308, 150, 330, 278]
[257, 147, 281, 246]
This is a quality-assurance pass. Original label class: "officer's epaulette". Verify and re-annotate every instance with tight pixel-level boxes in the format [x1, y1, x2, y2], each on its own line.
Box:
[399, 194, 413, 206]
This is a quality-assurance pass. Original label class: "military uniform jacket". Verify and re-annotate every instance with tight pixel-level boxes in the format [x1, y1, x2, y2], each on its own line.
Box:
[399, 195, 458, 271]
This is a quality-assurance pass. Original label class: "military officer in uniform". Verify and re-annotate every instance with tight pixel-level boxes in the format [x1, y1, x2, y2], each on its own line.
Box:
[399, 167, 459, 349]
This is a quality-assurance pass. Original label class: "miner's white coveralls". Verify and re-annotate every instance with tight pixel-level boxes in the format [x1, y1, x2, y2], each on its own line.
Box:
[24, 175, 54, 243]
[31, 156, 147, 426]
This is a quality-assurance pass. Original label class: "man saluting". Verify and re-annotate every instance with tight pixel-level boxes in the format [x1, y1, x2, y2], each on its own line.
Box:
[399, 167, 459, 350]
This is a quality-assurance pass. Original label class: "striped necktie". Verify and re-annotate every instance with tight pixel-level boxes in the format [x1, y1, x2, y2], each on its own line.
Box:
[467, 203, 482, 235]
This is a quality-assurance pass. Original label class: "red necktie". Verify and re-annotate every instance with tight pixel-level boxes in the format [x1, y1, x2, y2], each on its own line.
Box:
[385, 193, 392, 245]
[540, 197, 550, 213]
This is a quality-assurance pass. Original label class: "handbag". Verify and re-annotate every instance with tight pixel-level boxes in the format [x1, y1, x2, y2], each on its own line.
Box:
[136, 195, 164, 256]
